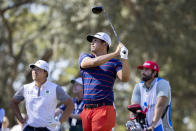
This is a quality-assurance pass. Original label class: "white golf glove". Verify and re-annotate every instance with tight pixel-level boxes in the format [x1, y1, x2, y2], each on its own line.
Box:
[120, 46, 128, 59]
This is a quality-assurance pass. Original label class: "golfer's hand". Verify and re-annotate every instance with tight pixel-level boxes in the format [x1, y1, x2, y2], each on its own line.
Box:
[120, 46, 128, 59]
[115, 43, 123, 56]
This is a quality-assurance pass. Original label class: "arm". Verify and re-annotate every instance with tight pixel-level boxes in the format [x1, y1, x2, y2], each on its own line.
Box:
[56, 86, 74, 123]
[10, 87, 26, 125]
[55, 108, 64, 117]
[56, 104, 81, 120]
[70, 114, 81, 120]
[147, 80, 170, 130]
[131, 85, 141, 105]
[117, 59, 130, 82]
[10, 98, 26, 125]
[59, 98, 74, 123]
[80, 43, 123, 68]
[148, 96, 167, 130]
[130, 85, 141, 117]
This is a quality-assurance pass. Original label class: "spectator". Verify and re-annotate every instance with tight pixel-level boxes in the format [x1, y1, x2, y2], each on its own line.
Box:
[0, 108, 5, 130]
[56, 77, 84, 131]
[10, 60, 74, 131]
[2, 116, 10, 131]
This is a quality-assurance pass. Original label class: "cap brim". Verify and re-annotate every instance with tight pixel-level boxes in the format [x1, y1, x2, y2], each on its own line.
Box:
[29, 64, 35, 69]
[70, 79, 75, 84]
[86, 35, 94, 43]
[137, 65, 144, 70]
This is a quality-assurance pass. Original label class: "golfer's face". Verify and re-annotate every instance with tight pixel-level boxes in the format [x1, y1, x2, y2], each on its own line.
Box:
[32, 66, 47, 81]
[90, 38, 103, 52]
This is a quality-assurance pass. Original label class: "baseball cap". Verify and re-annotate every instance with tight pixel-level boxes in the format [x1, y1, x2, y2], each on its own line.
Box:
[71, 77, 83, 85]
[29, 60, 49, 73]
[137, 61, 159, 72]
[86, 32, 112, 47]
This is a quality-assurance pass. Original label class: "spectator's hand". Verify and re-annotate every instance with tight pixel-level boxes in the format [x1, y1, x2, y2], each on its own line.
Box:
[120, 46, 128, 59]
[48, 117, 60, 127]
[19, 117, 27, 126]
[146, 125, 155, 131]
[21, 119, 27, 127]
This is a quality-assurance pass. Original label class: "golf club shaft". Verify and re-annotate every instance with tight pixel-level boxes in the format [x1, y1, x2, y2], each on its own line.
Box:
[103, 10, 121, 43]
[92, 6, 126, 54]
[103, 10, 127, 54]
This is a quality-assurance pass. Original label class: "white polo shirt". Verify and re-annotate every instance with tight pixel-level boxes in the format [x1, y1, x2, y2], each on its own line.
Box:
[14, 80, 70, 131]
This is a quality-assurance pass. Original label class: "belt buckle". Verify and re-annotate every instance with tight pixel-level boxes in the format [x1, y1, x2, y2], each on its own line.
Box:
[91, 104, 98, 108]
[85, 104, 97, 109]
[98, 103, 103, 107]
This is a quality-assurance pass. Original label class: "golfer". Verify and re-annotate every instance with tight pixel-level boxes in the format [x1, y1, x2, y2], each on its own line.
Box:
[79, 32, 130, 131]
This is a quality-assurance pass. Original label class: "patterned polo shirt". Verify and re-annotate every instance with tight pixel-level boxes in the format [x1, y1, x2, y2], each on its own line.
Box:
[79, 53, 122, 104]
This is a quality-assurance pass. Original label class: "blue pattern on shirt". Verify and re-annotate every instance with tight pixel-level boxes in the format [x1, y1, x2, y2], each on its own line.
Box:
[79, 53, 122, 104]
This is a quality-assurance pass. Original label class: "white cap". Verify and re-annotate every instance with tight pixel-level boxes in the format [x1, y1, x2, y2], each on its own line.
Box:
[29, 60, 49, 73]
[71, 77, 83, 85]
[87, 32, 112, 47]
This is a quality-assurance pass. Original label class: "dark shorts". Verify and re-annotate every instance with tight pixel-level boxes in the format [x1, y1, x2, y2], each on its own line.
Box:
[23, 125, 50, 131]
[70, 124, 83, 131]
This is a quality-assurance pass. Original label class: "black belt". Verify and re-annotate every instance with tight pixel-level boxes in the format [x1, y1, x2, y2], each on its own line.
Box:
[25, 125, 50, 131]
[84, 102, 113, 109]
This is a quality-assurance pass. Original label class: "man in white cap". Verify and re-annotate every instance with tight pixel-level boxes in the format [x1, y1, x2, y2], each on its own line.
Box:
[55, 77, 84, 131]
[10, 60, 74, 131]
[79, 32, 130, 131]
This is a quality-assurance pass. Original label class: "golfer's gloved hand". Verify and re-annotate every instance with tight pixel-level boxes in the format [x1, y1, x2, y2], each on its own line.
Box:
[49, 117, 61, 127]
[120, 46, 128, 59]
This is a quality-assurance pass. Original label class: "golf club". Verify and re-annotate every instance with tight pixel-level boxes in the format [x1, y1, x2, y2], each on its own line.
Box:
[92, 6, 126, 54]
[92, 6, 121, 43]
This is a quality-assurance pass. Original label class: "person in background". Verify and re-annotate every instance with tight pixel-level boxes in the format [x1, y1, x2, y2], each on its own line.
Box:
[0, 108, 5, 131]
[10, 60, 74, 131]
[2, 116, 10, 131]
[55, 77, 84, 131]
[131, 61, 174, 131]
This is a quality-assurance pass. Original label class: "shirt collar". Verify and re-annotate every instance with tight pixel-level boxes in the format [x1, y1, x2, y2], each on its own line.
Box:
[143, 78, 158, 90]
[33, 80, 48, 89]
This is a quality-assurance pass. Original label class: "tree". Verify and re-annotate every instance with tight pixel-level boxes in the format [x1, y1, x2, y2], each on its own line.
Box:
[0, 0, 195, 130]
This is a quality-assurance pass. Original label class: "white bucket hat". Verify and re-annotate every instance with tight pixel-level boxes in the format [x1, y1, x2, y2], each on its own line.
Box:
[29, 60, 49, 73]
[87, 32, 112, 47]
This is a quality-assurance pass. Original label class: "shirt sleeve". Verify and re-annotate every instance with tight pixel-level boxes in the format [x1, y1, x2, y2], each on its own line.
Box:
[131, 84, 141, 104]
[157, 79, 170, 98]
[13, 86, 25, 101]
[115, 60, 122, 73]
[78, 53, 92, 69]
[56, 85, 71, 102]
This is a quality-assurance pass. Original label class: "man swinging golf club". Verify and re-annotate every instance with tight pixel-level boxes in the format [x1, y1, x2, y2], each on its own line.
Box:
[79, 32, 130, 131]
